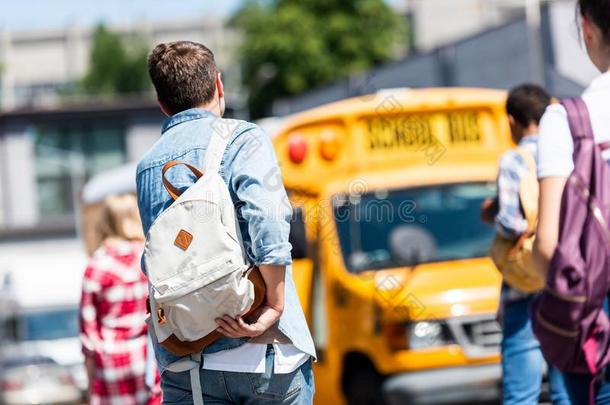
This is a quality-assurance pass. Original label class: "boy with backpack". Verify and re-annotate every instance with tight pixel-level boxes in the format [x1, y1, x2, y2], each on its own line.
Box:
[136, 41, 315, 404]
[481, 84, 568, 404]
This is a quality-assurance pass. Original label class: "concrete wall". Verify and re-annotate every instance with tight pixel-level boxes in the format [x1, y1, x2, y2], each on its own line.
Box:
[0, 136, 5, 227]
[1, 121, 39, 228]
[411, 0, 502, 51]
[452, 20, 532, 89]
[548, 0, 598, 87]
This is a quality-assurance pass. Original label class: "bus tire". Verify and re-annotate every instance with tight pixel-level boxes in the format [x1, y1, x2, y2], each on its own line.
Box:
[344, 367, 385, 405]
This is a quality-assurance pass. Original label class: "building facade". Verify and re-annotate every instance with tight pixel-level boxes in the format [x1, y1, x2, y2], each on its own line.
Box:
[0, 18, 242, 110]
[0, 100, 163, 235]
[0, 17, 242, 237]
[403, 0, 527, 51]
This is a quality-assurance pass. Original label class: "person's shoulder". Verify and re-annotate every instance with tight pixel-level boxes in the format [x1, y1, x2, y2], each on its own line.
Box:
[218, 117, 255, 130]
[85, 243, 119, 278]
[225, 119, 270, 146]
[499, 148, 523, 169]
[137, 117, 219, 175]
[136, 150, 155, 177]
[540, 102, 569, 129]
[136, 136, 166, 177]
[538, 102, 572, 146]
[227, 118, 262, 137]
[545, 102, 568, 114]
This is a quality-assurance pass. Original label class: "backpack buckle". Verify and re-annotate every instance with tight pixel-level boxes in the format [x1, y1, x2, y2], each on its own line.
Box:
[157, 308, 167, 325]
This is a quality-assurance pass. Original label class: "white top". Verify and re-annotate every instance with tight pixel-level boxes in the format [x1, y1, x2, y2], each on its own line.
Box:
[202, 343, 309, 374]
[538, 71, 610, 179]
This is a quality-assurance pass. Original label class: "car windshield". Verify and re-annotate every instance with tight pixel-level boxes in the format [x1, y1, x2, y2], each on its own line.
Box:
[333, 182, 497, 272]
[21, 308, 79, 341]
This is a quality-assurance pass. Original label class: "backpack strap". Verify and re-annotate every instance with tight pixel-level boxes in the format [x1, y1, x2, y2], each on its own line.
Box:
[561, 97, 596, 186]
[164, 353, 204, 405]
[161, 161, 204, 200]
[515, 147, 538, 233]
[561, 98, 594, 143]
[204, 120, 240, 175]
[160, 120, 239, 200]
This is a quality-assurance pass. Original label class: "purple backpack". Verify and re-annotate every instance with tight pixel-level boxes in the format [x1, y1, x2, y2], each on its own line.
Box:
[531, 98, 610, 376]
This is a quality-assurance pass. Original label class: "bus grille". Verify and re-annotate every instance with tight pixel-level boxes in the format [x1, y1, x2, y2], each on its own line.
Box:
[463, 318, 502, 349]
[449, 316, 502, 358]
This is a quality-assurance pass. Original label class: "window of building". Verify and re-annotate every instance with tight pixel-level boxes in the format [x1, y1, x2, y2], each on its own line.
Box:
[34, 122, 126, 221]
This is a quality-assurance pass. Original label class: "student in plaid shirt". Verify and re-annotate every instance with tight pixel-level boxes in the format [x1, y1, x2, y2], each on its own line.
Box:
[481, 85, 568, 405]
[80, 194, 161, 405]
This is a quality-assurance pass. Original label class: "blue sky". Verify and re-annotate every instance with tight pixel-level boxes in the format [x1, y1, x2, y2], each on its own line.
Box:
[2, 0, 403, 31]
[1, 0, 244, 31]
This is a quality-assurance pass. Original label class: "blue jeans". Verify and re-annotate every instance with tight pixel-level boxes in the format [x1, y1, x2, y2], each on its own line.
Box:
[563, 371, 610, 405]
[502, 296, 569, 405]
[161, 346, 314, 404]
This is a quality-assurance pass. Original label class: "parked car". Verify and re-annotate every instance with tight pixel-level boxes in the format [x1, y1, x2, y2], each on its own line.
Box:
[0, 356, 81, 405]
[0, 240, 88, 398]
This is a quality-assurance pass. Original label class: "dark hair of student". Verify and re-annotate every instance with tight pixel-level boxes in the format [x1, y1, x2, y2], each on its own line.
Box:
[578, 0, 610, 43]
[505, 84, 552, 128]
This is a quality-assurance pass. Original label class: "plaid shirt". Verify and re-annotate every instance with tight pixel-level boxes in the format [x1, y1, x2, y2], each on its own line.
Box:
[80, 240, 161, 405]
[495, 135, 538, 303]
[495, 135, 538, 239]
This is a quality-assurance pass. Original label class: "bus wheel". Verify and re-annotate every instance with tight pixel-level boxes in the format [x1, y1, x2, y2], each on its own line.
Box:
[345, 367, 385, 405]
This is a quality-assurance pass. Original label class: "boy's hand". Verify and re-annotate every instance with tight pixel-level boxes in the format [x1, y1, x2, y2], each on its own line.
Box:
[216, 264, 285, 338]
[480, 197, 498, 224]
[215, 305, 282, 338]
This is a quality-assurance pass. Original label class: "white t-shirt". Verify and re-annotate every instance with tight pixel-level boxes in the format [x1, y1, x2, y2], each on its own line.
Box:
[202, 342, 309, 374]
[537, 71, 610, 179]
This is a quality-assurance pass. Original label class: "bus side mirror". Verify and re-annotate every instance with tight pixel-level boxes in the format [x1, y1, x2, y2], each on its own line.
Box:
[289, 207, 308, 260]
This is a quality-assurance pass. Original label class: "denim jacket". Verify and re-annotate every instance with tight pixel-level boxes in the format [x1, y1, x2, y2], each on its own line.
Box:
[136, 108, 316, 373]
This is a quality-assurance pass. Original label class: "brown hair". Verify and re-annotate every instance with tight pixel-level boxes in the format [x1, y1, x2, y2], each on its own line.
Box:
[96, 194, 144, 245]
[148, 41, 218, 115]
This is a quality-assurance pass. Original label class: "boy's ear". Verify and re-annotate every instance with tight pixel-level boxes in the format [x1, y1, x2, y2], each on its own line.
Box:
[157, 99, 172, 117]
[216, 72, 224, 99]
[507, 114, 516, 127]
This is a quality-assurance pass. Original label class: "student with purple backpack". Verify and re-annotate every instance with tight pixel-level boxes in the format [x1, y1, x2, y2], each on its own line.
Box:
[533, 0, 610, 403]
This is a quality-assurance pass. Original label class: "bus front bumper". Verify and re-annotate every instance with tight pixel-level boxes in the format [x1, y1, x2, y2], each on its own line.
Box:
[382, 363, 501, 405]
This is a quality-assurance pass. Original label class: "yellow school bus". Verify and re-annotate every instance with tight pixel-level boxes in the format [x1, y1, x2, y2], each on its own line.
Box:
[275, 88, 511, 405]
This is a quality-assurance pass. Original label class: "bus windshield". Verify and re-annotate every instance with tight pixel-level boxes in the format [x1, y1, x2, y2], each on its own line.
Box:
[333, 182, 497, 273]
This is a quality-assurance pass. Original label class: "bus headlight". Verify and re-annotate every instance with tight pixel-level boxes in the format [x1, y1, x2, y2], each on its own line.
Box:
[384, 320, 454, 351]
[408, 321, 453, 349]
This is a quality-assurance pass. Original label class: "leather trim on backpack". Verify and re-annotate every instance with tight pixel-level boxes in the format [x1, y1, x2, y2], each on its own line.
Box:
[535, 310, 579, 338]
[591, 202, 610, 241]
[544, 285, 586, 304]
[174, 229, 194, 251]
[569, 176, 590, 199]
[161, 161, 204, 201]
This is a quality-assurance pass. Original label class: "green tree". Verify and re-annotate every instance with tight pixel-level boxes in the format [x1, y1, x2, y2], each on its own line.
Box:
[233, 0, 406, 118]
[82, 25, 150, 96]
